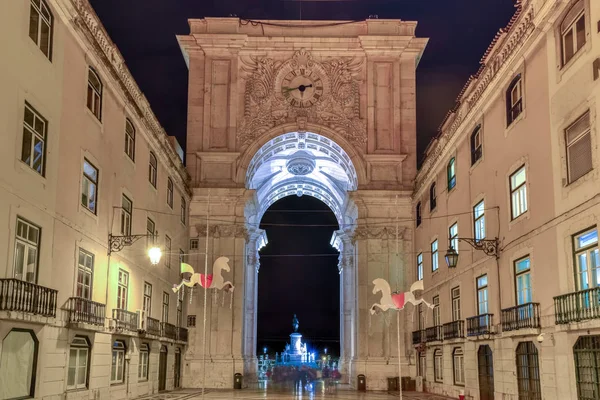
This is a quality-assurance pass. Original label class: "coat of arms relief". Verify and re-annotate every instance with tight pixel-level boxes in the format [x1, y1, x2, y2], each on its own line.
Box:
[238, 49, 366, 148]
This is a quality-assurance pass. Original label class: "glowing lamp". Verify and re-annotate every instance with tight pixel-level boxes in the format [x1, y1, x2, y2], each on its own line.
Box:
[445, 246, 459, 268]
[148, 246, 162, 265]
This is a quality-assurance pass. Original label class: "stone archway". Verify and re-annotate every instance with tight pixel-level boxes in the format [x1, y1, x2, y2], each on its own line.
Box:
[178, 17, 426, 390]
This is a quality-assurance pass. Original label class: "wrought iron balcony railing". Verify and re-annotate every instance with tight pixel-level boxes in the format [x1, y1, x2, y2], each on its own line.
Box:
[66, 297, 105, 326]
[425, 325, 443, 342]
[501, 303, 540, 331]
[554, 288, 600, 324]
[412, 330, 425, 345]
[442, 320, 464, 339]
[112, 309, 138, 331]
[161, 322, 177, 340]
[0, 279, 57, 317]
[177, 327, 189, 342]
[147, 317, 161, 336]
[467, 314, 494, 336]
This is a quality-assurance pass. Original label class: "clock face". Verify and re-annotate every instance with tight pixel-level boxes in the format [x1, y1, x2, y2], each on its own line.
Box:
[281, 68, 324, 108]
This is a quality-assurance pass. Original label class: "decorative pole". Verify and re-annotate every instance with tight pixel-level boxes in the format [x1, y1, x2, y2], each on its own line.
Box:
[395, 194, 403, 400]
[397, 310, 403, 400]
[201, 192, 210, 399]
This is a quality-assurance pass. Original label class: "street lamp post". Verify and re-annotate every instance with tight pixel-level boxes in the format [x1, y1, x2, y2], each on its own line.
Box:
[444, 238, 499, 268]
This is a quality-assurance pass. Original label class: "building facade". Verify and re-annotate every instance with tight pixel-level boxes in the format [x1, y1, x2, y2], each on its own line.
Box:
[411, 0, 600, 399]
[0, 1, 190, 399]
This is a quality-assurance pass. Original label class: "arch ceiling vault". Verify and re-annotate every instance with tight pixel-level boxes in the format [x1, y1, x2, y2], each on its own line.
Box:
[178, 17, 426, 391]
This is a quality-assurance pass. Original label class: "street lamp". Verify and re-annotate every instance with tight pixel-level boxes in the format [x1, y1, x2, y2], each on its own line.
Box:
[444, 238, 499, 268]
[108, 233, 162, 265]
[148, 246, 163, 265]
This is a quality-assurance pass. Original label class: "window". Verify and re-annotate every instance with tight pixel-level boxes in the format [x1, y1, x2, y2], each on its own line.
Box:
[67, 337, 89, 390]
[0, 329, 39, 399]
[418, 304, 425, 330]
[452, 287, 461, 321]
[111, 341, 126, 384]
[177, 290, 183, 327]
[416, 202, 422, 227]
[181, 197, 186, 225]
[565, 110, 592, 183]
[447, 158, 456, 190]
[165, 235, 171, 268]
[13, 218, 40, 283]
[515, 257, 532, 305]
[507, 75, 523, 125]
[560, 1, 586, 66]
[418, 352, 426, 379]
[86, 68, 102, 120]
[124, 119, 135, 161]
[81, 159, 99, 214]
[477, 275, 489, 315]
[471, 126, 482, 165]
[574, 228, 599, 291]
[474, 200, 485, 241]
[28, 0, 53, 59]
[190, 238, 199, 250]
[162, 292, 169, 322]
[179, 249, 185, 265]
[120, 195, 132, 236]
[417, 253, 423, 281]
[516, 341, 542, 400]
[429, 183, 437, 211]
[147, 217, 155, 246]
[510, 166, 528, 219]
[431, 240, 439, 272]
[433, 296, 440, 326]
[167, 178, 174, 208]
[21, 103, 47, 175]
[434, 349, 443, 383]
[117, 269, 128, 310]
[77, 249, 94, 300]
[149, 152, 157, 187]
[138, 343, 149, 381]
[453, 348, 465, 386]
[143, 282, 152, 317]
[449, 223, 458, 253]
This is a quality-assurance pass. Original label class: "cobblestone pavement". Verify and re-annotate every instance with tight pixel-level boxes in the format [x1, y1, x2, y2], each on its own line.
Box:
[136, 388, 455, 400]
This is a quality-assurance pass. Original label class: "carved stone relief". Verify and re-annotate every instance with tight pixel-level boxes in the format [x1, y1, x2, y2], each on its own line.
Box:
[239, 49, 366, 148]
[196, 224, 248, 239]
[351, 226, 406, 242]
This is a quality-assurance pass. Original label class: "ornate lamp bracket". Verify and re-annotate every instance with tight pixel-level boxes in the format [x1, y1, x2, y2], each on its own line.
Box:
[458, 237, 499, 258]
[108, 234, 155, 255]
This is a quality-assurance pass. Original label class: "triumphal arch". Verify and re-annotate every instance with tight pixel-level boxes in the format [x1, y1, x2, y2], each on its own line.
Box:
[177, 18, 427, 390]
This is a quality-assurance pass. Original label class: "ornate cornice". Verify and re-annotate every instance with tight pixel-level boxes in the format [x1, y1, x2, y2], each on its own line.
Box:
[352, 226, 406, 242]
[196, 224, 248, 239]
[414, 4, 536, 196]
[68, 0, 191, 195]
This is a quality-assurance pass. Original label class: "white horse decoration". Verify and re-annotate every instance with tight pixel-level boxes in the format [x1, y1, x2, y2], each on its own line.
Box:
[370, 278, 433, 315]
[172, 256, 234, 294]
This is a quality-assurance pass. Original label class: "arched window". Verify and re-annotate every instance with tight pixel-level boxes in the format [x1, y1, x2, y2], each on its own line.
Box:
[28, 0, 53, 59]
[111, 340, 126, 384]
[453, 347, 465, 386]
[447, 158, 456, 190]
[560, 0, 586, 66]
[416, 202, 422, 227]
[138, 343, 149, 381]
[86, 68, 102, 120]
[0, 329, 39, 399]
[434, 349, 443, 383]
[470, 126, 482, 165]
[67, 336, 90, 390]
[124, 119, 135, 161]
[506, 74, 523, 125]
[149, 152, 157, 187]
[516, 341, 542, 400]
[429, 182, 437, 211]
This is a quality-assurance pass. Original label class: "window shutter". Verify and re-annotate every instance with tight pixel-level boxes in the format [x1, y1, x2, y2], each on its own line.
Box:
[566, 111, 592, 183]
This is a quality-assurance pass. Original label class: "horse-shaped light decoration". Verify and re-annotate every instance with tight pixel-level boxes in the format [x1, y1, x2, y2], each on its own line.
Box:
[172, 256, 234, 294]
[370, 278, 434, 315]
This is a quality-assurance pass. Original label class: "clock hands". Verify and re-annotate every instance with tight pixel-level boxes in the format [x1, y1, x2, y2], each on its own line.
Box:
[282, 84, 313, 93]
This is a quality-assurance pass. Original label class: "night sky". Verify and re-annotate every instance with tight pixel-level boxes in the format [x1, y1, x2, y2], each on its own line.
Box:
[88, 0, 516, 354]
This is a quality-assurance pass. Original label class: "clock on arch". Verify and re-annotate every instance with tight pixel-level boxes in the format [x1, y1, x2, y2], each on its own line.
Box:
[280, 67, 324, 108]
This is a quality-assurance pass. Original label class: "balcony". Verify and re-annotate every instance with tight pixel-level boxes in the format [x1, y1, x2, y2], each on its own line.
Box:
[161, 322, 177, 340]
[147, 317, 161, 336]
[554, 288, 600, 324]
[442, 320, 464, 339]
[112, 309, 138, 331]
[501, 303, 540, 331]
[0, 279, 57, 317]
[177, 327, 189, 342]
[66, 297, 105, 326]
[467, 314, 494, 336]
[412, 330, 425, 345]
[425, 326, 443, 342]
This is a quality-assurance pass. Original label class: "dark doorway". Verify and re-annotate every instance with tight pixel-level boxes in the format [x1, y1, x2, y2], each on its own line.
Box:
[478, 345, 495, 400]
[257, 195, 340, 357]
[174, 348, 181, 388]
[158, 345, 167, 391]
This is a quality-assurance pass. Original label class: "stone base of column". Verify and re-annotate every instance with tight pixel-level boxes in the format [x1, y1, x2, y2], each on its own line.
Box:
[349, 357, 412, 390]
[183, 356, 248, 389]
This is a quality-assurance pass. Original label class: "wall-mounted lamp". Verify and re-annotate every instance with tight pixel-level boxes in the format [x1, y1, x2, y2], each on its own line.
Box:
[444, 238, 499, 268]
[108, 233, 162, 265]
